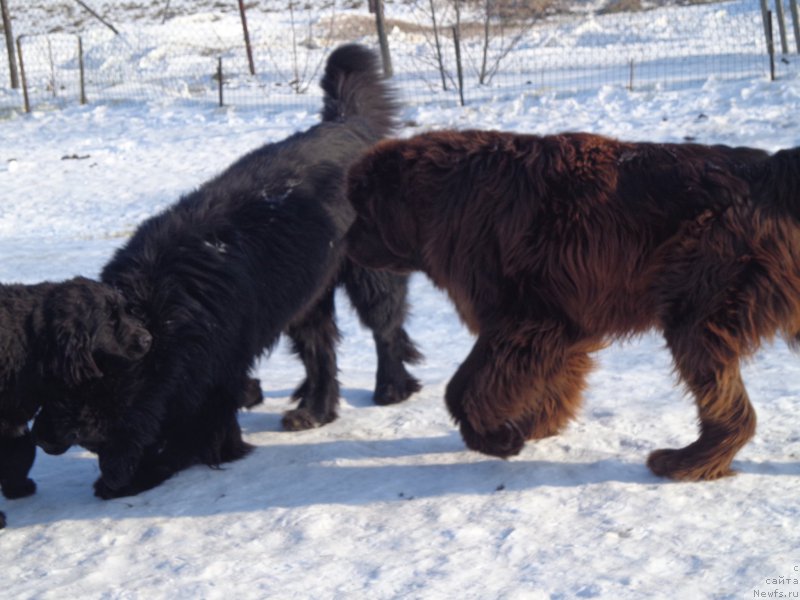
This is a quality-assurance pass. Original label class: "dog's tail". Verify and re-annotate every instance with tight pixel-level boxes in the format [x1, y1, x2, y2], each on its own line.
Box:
[759, 147, 800, 221]
[320, 44, 399, 140]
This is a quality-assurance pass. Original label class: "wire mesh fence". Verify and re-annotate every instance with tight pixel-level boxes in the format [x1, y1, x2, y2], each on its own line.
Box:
[0, 0, 794, 116]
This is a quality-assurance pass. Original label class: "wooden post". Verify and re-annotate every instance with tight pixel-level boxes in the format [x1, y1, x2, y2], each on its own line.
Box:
[775, 0, 789, 53]
[767, 11, 776, 80]
[1, 0, 19, 88]
[479, 0, 490, 84]
[78, 36, 87, 104]
[429, 0, 447, 90]
[761, 0, 771, 51]
[237, 0, 255, 75]
[452, 26, 465, 106]
[628, 59, 634, 91]
[161, 0, 172, 24]
[373, 0, 393, 77]
[16, 36, 29, 112]
[74, 0, 120, 36]
[789, 0, 800, 53]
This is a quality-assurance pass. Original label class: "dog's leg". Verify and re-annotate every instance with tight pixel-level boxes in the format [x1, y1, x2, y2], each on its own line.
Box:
[514, 342, 597, 441]
[95, 392, 170, 493]
[0, 427, 37, 499]
[446, 321, 590, 458]
[282, 290, 341, 430]
[182, 380, 253, 466]
[342, 262, 422, 406]
[650, 324, 757, 481]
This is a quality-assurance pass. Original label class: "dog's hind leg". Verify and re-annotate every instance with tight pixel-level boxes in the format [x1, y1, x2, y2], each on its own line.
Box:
[649, 323, 757, 481]
[342, 262, 422, 406]
[282, 290, 341, 430]
[446, 321, 592, 458]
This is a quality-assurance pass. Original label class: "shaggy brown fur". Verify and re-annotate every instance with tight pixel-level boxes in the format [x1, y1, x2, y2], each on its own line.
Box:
[345, 129, 800, 481]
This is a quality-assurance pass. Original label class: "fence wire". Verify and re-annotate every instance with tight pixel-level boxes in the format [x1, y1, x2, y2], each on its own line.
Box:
[0, 0, 793, 116]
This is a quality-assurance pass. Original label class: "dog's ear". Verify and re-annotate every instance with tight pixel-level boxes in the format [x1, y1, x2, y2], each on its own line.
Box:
[372, 186, 418, 261]
[47, 317, 103, 387]
[350, 144, 420, 266]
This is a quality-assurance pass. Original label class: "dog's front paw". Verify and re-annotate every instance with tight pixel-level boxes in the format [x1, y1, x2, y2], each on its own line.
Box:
[461, 421, 525, 458]
[1, 477, 37, 499]
[373, 376, 422, 406]
[93, 477, 116, 499]
[98, 449, 138, 492]
[282, 408, 335, 431]
[460, 420, 525, 458]
[93, 477, 135, 499]
[647, 448, 734, 481]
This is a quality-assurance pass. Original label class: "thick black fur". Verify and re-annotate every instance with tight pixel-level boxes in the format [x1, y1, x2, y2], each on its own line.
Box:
[33, 44, 421, 499]
[0, 277, 151, 528]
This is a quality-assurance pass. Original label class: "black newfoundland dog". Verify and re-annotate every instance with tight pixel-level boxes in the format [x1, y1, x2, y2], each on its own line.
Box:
[345, 129, 795, 481]
[0, 277, 151, 527]
[33, 44, 421, 498]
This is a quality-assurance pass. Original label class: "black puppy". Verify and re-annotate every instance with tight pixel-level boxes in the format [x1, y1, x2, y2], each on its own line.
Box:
[0, 277, 151, 528]
[34, 44, 420, 499]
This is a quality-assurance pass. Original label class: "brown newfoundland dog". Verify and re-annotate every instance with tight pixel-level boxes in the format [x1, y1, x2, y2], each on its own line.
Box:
[344, 128, 800, 481]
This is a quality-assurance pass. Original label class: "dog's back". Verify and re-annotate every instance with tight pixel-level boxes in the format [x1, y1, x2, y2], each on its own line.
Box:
[0, 283, 51, 394]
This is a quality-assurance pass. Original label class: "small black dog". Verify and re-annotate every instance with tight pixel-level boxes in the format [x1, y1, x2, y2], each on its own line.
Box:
[34, 44, 421, 499]
[0, 277, 151, 528]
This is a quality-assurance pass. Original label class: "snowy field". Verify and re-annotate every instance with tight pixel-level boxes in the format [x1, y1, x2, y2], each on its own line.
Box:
[2, 1, 800, 599]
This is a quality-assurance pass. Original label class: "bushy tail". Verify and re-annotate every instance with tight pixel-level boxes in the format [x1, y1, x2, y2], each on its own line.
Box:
[319, 44, 399, 140]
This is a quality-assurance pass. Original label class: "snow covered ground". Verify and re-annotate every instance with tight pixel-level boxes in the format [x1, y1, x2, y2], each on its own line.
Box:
[2, 1, 800, 599]
[0, 0, 774, 113]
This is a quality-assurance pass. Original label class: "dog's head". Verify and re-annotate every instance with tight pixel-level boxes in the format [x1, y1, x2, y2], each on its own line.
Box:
[42, 277, 152, 388]
[34, 277, 151, 456]
[346, 141, 422, 273]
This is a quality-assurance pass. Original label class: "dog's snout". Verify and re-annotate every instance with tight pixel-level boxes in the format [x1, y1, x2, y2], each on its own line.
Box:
[36, 431, 75, 456]
[136, 331, 153, 354]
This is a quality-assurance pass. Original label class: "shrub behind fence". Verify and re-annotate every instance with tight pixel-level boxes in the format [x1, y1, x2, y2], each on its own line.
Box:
[0, 0, 793, 116]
